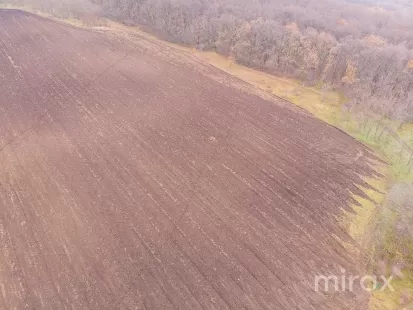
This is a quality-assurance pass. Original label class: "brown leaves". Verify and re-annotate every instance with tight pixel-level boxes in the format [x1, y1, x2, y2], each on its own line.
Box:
[342, 61, 358, 85]
[364, 35, 387, 47]
[285, 22, 299, 32]
[336, 18, 348, 25]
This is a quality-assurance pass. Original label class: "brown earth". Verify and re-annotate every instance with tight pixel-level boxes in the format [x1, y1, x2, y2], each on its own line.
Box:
[0, 9, 379, 309]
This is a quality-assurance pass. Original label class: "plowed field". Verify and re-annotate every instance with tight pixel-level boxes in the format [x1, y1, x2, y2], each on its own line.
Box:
[0, 9, 377, 309]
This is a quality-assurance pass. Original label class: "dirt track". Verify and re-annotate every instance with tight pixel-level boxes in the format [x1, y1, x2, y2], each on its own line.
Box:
[0, 9, 378, 309]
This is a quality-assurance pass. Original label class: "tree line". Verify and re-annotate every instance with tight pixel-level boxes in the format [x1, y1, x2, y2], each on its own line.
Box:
[89, 0, 413, 121]
[5, 0, 413, 121]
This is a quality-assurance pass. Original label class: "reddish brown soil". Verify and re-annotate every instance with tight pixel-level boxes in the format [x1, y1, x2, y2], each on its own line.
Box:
[0, 9, 378, 309]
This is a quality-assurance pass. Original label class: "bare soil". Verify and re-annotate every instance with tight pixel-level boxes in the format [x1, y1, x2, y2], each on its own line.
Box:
[0, 9, 378, 309]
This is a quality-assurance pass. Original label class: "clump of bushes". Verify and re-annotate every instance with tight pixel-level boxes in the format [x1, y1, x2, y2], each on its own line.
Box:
[372, 183, 413, 266]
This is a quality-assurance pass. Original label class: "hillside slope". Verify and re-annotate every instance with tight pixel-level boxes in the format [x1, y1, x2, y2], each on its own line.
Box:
[0, 9, 378, 309]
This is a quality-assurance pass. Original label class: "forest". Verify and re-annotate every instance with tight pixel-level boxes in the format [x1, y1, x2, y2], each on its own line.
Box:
[91, 0, 413, 122]
[4, 0, 413, 121]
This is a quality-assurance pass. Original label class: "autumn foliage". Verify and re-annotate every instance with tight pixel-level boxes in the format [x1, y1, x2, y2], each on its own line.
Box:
[19, 0, 413, 119]
[342, 61, 358, 85]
